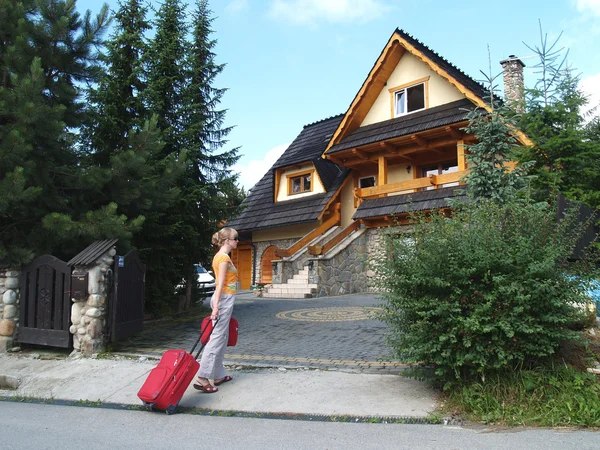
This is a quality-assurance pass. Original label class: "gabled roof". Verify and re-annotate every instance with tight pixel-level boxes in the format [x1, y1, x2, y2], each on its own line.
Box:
[323, 28, 491, 158]
[274, 114, 343, 168]
[353, 185, 466, 220]
[329, 99, 474, 154]
[226, 117, 349, 233]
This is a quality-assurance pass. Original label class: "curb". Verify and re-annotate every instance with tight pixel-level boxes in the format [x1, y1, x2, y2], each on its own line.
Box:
[0, 396, 442, 425]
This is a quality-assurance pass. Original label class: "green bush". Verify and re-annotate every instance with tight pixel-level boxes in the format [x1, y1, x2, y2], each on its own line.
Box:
[375, 200, 594, 384]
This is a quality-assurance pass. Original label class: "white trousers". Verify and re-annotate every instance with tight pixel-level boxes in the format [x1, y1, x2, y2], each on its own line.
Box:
[197, 293, 235, 380]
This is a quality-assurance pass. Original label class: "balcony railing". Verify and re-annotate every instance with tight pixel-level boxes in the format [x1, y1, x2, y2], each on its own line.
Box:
[355, 169, 468, 199]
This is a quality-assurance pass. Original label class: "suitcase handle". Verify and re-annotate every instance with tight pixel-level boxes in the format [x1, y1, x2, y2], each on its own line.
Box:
[190, 317, 219, 359]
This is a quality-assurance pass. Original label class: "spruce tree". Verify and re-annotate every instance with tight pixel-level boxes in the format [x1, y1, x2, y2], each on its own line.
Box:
[85, 0, 151, 165]
[141, 0, 191, 314]
[516, 25, 600, 210]
[175, 0, 241, 308]
[461, 68, 530, 204]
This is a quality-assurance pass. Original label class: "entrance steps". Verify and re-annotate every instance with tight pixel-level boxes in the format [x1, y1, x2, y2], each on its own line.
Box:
[263, 268, 317, 298]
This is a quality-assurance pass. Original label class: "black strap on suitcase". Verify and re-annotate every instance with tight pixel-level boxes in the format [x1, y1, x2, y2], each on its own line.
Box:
[190, 317, 219, 359]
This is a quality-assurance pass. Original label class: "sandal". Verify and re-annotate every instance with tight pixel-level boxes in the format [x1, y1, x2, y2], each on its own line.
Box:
[214, 375, 233, 386]
[193, 380, 218, 393]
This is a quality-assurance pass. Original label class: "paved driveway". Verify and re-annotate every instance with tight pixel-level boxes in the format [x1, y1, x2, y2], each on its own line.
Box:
[113, 292, 406, 374]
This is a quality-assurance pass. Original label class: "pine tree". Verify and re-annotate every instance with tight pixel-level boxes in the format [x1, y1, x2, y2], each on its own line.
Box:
[0, 0, 119, 264]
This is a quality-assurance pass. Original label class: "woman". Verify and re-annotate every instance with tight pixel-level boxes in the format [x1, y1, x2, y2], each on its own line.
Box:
[194, 227, 239, 393]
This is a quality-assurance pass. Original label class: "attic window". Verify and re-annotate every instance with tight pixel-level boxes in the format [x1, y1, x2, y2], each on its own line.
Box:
[288, 170, 312, 195]
[394, 83, 425, 116]
[389, 77, 429, 118]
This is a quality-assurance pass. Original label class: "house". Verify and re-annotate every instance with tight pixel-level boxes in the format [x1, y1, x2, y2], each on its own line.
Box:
[227, 28, 531, 297]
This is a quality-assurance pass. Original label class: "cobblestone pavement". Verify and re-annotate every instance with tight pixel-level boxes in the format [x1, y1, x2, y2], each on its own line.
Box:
[112, 292, 407, 374]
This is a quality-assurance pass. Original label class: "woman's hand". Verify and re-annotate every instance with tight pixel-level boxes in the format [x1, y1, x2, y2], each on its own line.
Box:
[211, 305, 219, 319]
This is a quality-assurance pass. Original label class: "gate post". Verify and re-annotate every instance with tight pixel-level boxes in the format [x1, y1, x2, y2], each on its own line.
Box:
[70, 248, 116, 356]
[0, 267, 21, 353]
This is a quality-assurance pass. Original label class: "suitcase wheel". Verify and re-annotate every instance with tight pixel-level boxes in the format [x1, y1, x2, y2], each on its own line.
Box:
[166, 405, 176, 415]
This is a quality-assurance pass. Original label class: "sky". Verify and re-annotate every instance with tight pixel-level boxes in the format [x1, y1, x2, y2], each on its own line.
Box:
[76, 0, 600, 191]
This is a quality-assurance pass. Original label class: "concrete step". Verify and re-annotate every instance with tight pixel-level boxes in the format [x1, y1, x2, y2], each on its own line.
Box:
[266, 286, 317, 295]
[288, 278, 310, 284]
[262, 292, 312, 299]
[269, 283, 317, 289]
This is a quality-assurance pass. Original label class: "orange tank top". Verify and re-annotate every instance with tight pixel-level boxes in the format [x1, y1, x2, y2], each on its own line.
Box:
[212, 253, 237, 294]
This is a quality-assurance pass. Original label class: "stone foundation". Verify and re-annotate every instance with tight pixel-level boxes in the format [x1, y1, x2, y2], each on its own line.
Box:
[0, 268, 20, 352]
[70, 248, 116, 355]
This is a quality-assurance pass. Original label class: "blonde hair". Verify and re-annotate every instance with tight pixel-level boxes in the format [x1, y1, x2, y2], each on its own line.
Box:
[212, 227, 238, 247]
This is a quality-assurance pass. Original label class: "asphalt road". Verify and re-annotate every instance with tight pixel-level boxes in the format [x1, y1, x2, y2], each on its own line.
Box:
[2, 402, 598, 450]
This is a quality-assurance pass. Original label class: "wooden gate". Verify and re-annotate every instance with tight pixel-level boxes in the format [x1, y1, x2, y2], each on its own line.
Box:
[261, 245, 277, 284]
[110, 250, 146, 342]
[19, 255, 72, 348]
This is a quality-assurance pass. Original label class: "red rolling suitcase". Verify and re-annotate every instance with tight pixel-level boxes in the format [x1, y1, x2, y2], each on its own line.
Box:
[200, 316, 238, 346]
[137, 319, 216, 414]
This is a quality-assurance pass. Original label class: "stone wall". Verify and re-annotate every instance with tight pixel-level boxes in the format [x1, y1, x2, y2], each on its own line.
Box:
[308, 230, 370, 297]
[0, 268, 20, 352]
[70, 247, 116, 355]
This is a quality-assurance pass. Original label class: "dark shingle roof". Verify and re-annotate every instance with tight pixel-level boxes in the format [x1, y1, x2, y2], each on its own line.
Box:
[226, 168, 348, 232]
[273, 115, 344, 169]
[395, 29, 488, 101]
[329, 99, 474, 154]
[227, 116, 349, 233]
[353, 185, 466, 220]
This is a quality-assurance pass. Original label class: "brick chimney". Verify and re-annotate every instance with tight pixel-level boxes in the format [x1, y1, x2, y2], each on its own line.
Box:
[499, 55, 525, 112]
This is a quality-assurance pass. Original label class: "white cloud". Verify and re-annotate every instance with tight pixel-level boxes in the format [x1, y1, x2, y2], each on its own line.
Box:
[576, 0, 600, 16]
[225, 0, 249, 14]
[234, 143, 289, 191]
[580, 72, 600, 117]
[268, 0, 391, 25]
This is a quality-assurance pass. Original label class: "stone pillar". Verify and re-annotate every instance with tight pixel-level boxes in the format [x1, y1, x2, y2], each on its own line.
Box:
[500, 55, 526, 113]
[70, 247, 116, 356]
[0, 267, 20, 353]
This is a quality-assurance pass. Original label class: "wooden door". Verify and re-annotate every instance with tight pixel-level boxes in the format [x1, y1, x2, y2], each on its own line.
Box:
[231, 245, 252, 290]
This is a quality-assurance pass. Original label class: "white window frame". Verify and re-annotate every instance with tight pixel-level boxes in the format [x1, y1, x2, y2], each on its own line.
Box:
[388, 76, 429, 118]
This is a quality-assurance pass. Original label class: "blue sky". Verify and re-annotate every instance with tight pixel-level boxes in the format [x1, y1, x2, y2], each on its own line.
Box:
[77, 0, 600, 190]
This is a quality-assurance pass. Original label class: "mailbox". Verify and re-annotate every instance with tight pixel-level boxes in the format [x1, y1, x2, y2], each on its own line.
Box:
[71, 274, 89, 300]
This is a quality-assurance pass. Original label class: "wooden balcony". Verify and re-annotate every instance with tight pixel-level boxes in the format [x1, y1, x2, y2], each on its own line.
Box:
[355, 169, 468, 199]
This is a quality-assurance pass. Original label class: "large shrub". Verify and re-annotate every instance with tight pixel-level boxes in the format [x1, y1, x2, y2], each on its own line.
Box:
[375, 200, 594, 384]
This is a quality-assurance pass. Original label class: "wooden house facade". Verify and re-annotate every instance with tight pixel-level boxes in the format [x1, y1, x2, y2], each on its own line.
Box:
[227, 29, 529, 297]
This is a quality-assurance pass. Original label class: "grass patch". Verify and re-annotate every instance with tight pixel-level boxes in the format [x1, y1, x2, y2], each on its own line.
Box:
[442, 364, 600, 427]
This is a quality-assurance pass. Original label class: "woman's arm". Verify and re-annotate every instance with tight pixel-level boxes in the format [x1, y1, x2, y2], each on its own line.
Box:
[211, 260, 230, 318]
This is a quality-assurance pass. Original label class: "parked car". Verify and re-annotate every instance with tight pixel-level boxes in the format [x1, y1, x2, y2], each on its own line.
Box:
[175, 264, 216, 299]
[195, 264, 216, 298]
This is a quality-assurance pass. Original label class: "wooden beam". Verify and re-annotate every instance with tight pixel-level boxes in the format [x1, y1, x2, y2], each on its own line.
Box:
[378, 155, 388, 187]
[457, 139, 467, 173]
[352, 148, 368, 160]
[410, 134, 428, 147]
[274, 170, 281, 202]
[379, 142, 396, 152]
[445, 126, 463, 140]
